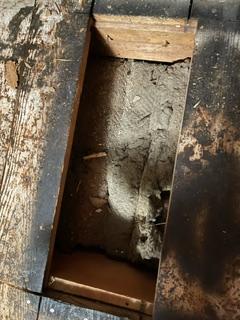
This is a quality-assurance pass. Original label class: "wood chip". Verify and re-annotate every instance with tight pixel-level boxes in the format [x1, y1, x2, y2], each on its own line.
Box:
[193, 100, 201, 109]
[5, 60, 18, 88]
[79, 0, 86, 8]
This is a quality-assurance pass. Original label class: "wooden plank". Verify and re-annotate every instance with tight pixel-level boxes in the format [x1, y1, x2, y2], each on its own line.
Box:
[49, 276, 152, 315]
[93, 16, 197, 62]
[93, 0, 194, 63]
[0, 0, 91, 292]
[93, 0, 191, 19]
[154, 11, 240, 320]
[0, 1, 34, 209]
[47, 290, 152, 320]
[0, 282, 40, 319]
[38, 297, 126, 320]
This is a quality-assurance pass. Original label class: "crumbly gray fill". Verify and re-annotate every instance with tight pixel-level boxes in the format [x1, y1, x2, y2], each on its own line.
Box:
[57, 57, 190, 264]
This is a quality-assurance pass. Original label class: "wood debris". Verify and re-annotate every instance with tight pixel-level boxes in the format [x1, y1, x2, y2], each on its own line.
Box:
[5, 60, 18, 88]
[83, 152, 107, 160]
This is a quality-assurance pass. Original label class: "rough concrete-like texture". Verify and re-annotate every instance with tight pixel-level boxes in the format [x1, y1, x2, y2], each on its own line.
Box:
[57, 57, 190, 264]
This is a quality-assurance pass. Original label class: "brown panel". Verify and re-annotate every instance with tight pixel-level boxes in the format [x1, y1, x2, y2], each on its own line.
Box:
[93, 16, 197, 63]
[48, 251, 154, 315]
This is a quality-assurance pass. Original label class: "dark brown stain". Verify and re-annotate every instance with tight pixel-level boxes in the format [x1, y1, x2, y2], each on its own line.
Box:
[167, 151, 240, 291]
[155, 17, 240, 320]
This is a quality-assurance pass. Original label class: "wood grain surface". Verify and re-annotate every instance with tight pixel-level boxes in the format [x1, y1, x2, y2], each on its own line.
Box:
[154, 2, 240, 319]
[49, 250, 155, 315]
[0, 282, 40, 320]
[39, 297, 126, 320]
[0, 0, 91, 292]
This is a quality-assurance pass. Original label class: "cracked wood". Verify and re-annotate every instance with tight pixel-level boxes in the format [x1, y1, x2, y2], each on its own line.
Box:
[0, 282, 40, 319]
[0, 0, 91, 292]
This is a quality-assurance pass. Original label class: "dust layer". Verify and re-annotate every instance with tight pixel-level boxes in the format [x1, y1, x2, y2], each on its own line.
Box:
[57, 57, 190, 265]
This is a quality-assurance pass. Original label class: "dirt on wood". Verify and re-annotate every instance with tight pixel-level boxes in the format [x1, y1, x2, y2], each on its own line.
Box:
[57, 56, 190, 267]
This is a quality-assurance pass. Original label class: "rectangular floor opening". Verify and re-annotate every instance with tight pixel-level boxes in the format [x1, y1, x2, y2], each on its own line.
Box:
[46, 15, 196, 318]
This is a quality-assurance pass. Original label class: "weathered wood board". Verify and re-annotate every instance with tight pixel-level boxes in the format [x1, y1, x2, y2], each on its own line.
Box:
[0, 282, 40, 320]
[93, 0, 196, 63]
[93, 15, 197, 63]
[38, 297, 126, 320]
[0, 1, 34, 201]
[154, 2, 240, 319]
[0, 0, 91, 292]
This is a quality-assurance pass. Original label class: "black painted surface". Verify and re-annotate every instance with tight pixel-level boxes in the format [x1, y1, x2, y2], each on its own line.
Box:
[93, 0, 191, 18]
[192, 0, 240, 21]
[154, 14, 240, 320]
